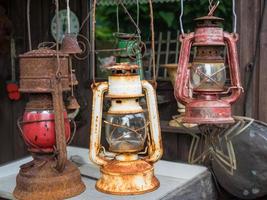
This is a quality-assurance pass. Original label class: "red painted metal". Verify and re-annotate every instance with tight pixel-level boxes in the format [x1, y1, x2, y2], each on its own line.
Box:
[21, 111, 70, 153]
[6, 82, 21, 100]
[174, 15, 243, 124]
[14, 48, 86, 199]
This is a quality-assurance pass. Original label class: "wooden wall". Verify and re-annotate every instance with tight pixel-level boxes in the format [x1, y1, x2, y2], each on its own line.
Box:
[234, 0, 267, 121]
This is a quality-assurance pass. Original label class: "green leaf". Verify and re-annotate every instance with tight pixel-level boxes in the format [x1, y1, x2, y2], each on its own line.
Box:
[158, 11, 175, 28]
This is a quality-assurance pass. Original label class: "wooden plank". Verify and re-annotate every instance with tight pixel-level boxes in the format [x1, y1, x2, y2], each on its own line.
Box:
[258, 1, 267, 121]
[164, 31, 171, 78]
[234, 0, 262, 119]
[156, 32, 162, 78]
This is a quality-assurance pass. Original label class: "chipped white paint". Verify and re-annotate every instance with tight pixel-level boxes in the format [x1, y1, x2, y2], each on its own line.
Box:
[108, 75, 143, 97]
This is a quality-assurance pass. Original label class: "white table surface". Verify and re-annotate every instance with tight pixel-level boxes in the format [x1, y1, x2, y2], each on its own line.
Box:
[0, 147, 207, 200]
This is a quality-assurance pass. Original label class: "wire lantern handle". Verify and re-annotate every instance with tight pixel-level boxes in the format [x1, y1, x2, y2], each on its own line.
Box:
[91, 0, 156, 84]
[91, 0, 97, 85]
[179, 0, 237, 34]
[232, 0, 237, 33]
[116, 0, 141, 35]
[27, 0, 32, 50]
[179, 0, 185, 36]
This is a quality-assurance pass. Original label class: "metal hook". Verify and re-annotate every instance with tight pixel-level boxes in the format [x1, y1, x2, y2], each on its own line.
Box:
[232, 0, 237, 33]
[208, 1, 220, 16]
[179, 0, 185, 36]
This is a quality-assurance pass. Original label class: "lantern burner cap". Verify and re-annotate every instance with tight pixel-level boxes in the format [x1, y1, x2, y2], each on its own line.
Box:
[194, 15, 224, 28]
[106, 63, 139, 75]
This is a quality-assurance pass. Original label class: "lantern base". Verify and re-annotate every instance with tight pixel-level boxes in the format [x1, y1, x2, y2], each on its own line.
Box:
[183, 100, 235, 124]
[96, 159, 159, 195]
[13, 157, 85, 200]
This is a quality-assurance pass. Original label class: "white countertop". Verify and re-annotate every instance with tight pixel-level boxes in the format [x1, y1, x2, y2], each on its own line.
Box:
[0, 147, 207, 200]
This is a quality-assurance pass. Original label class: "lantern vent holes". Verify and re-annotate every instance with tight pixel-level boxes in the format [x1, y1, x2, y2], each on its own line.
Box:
[116, 100, 122, 104]
[195, 46, 225, 62]
[111, 69, 138, 75]
[195, 16, 224, 28]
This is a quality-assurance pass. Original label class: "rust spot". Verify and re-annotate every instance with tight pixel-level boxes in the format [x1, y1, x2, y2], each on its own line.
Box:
[14, 159, 85, 200]
[96, 159, 159, 195]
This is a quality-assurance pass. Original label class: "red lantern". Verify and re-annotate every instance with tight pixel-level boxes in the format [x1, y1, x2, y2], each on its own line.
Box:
[14, 48, 85, 200]
[175, 15, 243, 124]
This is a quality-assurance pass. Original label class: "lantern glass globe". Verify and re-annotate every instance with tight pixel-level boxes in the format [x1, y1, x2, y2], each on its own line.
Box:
[190, 62, 226, 92]
[105, 112, 147, 153]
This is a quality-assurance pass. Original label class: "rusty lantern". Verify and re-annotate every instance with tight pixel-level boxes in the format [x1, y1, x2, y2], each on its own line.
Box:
[175, 15, 243, 124]
[13, 48, 85, 200]
[90, 63, 162, 195]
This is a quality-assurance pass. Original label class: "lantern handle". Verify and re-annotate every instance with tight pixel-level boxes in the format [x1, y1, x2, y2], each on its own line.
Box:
[89, 82, 109, 166]
[117, 0, 141, 35]
[222, 32, 242, 104]
[179, 0, 185, 36]
[141, 80, 163, 163]
[175, 33, 195, 105]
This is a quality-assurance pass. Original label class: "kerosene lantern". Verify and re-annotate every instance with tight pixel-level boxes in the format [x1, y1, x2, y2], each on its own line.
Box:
[13, 48, 85, 200]
[114, 32, 145, 79]
[90, 63, 162, 195]
[175, 13, 243, 124]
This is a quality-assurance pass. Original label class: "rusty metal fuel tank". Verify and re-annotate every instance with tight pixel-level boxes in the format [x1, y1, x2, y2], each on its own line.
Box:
[19, 48, 71, 93]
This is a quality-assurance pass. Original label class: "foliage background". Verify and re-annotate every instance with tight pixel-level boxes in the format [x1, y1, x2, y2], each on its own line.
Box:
[95, 0, 233, 41]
